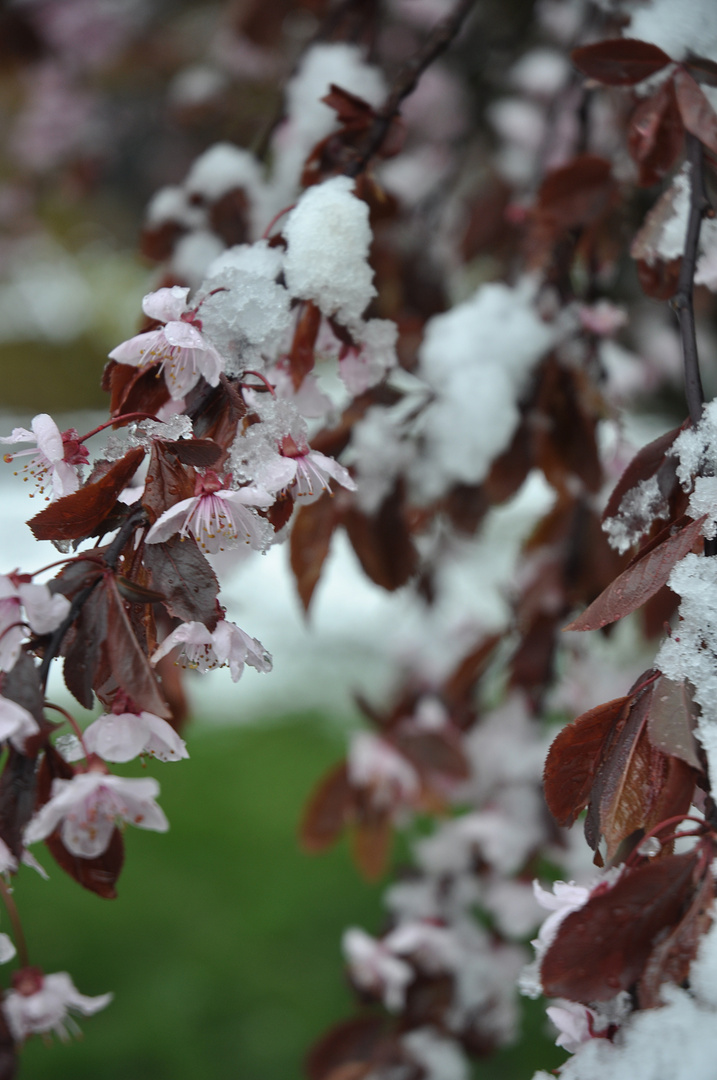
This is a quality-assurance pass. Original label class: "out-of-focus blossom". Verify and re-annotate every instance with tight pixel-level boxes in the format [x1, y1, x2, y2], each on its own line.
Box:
[3, 968, 112, 1043]
[0, 573, 70, 673]
[348, 731, 420, 810]
[0, 695, 39, 752]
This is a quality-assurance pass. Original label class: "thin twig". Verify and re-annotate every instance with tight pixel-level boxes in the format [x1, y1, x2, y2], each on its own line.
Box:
[346, 0, 479, 178]
[673, 134, 710, 427]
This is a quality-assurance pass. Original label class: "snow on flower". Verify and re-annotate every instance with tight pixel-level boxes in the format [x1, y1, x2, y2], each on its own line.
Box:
[0, 574, 71, 673]
[145, 470, 273, 552]
[0, 413, 88, 500]
[3, 968, 112, 1043]
[83, 709, 188, 764]
[151, 618, 272, 683]
[108, 285, 225, 399]
[24, 771, 169, 859]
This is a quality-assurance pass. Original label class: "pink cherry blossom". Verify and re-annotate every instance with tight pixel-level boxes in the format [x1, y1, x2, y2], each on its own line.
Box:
[347, 731, 420, 811]
[3, 968, 112, 1043]
[83, 710, 189, 764]
[0, 414, 88, 500]
[145, 470, 273, 552]
[254, 434, 357, 503]
[0, 695, 40, 752]
[546, 1000, 595, 1053]
[24, 771, 169, 859]
[0, 574, 71, 673]
[108, 285, 225, 399]
[342, 928, 414, 1012]
[151, 618, 272, 682]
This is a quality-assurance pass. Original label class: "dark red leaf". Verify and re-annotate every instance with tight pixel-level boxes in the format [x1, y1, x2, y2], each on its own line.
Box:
[105, 577, 170, 718]
[536, 155, 614, 229]
[571, 38, 672, 85]
[63, 582, 108, 710]
[393, 729, 470, 780]
[675, 68, 717, 155]
[209, 187, 251, 247]
[290, 495, 339, 612]
[564, 516, 705, 631]
[685, 56, 717, 88]
[638, 864, 714, 1007]
[306, 1015, 388, 1080]
[300, 762, 354, 852]
[0, 750, 38, 858]
[161, 438, 222, 468]
[541, 850, 700, 1002]
[343, 483, 419, 591]
[143, 535, 219, 630]
[648, 675, 702, 769]
[544, 696, 630, 827]
[115, 575, 165, 605]
[45, 826, 124, 899]
[603, 424, 682, 522]
[103, 360, 170, 420]
[142, 442, 195, 525]
[636, 255, 682, 299]
[0, 650, 44, 725]
[288, 301, 322, 389]
[28, 448, 145, 542]
[628, 79, 684, 186]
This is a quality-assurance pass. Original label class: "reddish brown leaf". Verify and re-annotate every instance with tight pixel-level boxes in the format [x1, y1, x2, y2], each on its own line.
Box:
[103, 360, 170, 420]
[647, 675, 702, 770]
[638, 864, 714, 1007]
[300, 762, 353, 853]
[63, 582, 108, 710]
[352, 808, 392, 880]
[541, 850, 700, 1002]
[105, 577, 170, 718]
[306, 1015, 388, 1080]
[0, 750, 38, 859]
[142, 442, 195, 526]
[343, 483, 419, 592]
[289, 301, 321, 389]
[290, 495, 339, 612]
[636, 255, 682, 299]
[0, 650, 44, 726]
[536, 155, 614, 229]
[685, 56, 717, 88]
[442, 636, 500, 720]
[544, 696, 630, 828]
[393, 729, 470, 780]
[28, 448, 145, 542]
[160, 438, 222, 468]
[143, 535, 219, 630]
[628, 79, 684, 187]
[675, 68, 717, 155]
[564, 516, 705, 631]
[45, 826, 124, 899]
[209, 187, 250, 247]
[533, 358, 602, 494]
[603, 425, 682, 522]
[597, 686, 696, 863]
[571, 38, 672, 85]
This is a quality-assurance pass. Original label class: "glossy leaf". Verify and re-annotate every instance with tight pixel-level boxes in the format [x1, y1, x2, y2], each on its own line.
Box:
[544, 696, 629, 827]
[63, 582, 109, 710]
[28, 447, 145, 542]
[143, 535, 219, 630]
[571, 38, 672, 85]
[541, 850, 700, 1002]
[142, 442, 195, 525]
[564, 516, 705, 631]
[45, 826, 124, 900]
[647, 675, 702, 770]
[105, 577, 170, 718]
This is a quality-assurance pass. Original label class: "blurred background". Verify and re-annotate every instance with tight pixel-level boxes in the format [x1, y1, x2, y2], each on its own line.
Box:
[0, 0, 565, 1076]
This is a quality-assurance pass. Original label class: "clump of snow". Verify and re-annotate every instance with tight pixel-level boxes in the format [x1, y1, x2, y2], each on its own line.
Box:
[349, 404, 416, 514]
[145, 185, 203, 230]
[409, 280, 555, 500]
[631, 165, 690, 265]
[283, 176, 376, 330]
[171, 230, 225, 289]
[603, 474, 670, 553]
[184, 142, 263, 205]
[510, 48, 570, 99]
[199, 241, 292, 371]
[629, 0, 717, 65]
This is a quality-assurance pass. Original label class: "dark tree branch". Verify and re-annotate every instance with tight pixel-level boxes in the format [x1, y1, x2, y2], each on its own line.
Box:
[673, 133, 710, 427]
[346, 0, 479, 178]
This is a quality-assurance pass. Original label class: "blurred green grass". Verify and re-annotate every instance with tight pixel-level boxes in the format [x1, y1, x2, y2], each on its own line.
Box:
[11, 716, 562, 1079]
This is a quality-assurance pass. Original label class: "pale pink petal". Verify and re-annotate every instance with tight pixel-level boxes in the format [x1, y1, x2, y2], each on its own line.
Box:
[83, 714, 150, 763]
[51, 460, 81, 499]
[308, 450, 357, 490]
[142, 285, 190, 323]
[150, 621, 211, 666]
[0, 426, 35, 445]
[30, 414, 63, 462]
[162, 320, 205, 349]
[108, 328, 165, 366]
[141, 712, 189, 761]
[0, 696, 39, 751]
[145, 497, 198, 545]
[18, 583, 70, 635]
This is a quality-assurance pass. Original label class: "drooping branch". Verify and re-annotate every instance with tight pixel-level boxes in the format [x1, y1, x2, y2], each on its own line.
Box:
[346, 0, 479, 178]
[673, 133, 710, 427]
